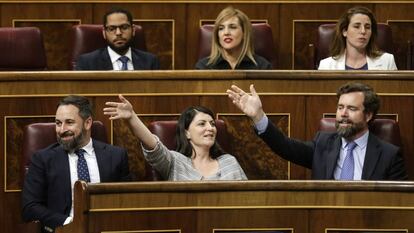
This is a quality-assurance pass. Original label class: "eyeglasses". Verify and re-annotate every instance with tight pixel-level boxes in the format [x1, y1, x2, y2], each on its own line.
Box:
[104, 24, 132, 33]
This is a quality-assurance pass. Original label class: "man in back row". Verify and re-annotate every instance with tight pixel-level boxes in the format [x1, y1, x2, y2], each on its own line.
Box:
[75, 8, 160, 70]
[227, 82, 407, 180]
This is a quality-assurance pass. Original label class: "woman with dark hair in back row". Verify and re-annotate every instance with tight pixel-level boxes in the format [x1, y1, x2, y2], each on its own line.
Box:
[318, 6, 397, 70]
[104, 95, 247, 180]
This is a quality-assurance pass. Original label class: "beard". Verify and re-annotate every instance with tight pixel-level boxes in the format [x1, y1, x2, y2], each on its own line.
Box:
[335, 118, 366, 139]
[107, 36, 133, 55]
[57, 128, 86, 152]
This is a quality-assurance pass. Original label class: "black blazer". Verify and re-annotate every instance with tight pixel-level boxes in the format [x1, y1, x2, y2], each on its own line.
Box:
[75, 47, 160, 70]
[259, 121, 407, 180]
[21, 140, 131, 230]
[195, 54, 272, 70]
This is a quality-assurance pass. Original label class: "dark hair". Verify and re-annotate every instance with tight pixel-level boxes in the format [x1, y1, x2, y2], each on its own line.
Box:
[57, 95, 93, 120]
[103, 7, 133, 26]
[176, 106, 225, 159]
[337, 82, 380, 120]
[330, 6, 382, 59]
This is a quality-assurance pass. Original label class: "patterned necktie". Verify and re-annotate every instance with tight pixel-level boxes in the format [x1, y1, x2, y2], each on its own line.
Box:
[75, 149, 90, 182]
[118, 56, 129, 70]
[340, 141, 357, 180]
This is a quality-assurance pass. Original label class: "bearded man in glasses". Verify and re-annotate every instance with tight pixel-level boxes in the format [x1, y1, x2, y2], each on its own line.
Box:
[75, 7, 160, 70]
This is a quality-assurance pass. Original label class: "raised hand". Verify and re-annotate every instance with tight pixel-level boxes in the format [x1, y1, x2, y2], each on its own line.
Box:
[103, 94, 135, 120]
[104, 94, 157, 149]
[226, 84, 264, 123]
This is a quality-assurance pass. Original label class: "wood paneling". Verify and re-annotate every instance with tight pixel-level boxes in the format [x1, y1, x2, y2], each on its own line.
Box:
[0, 4, 92, 71]
[1, 72, 411, 187]
[15, 21, 80, 70]
[5, 116, 55, 191]
[55, 181, 414, 233]
[1, 2, 414, 69]
[137, 20, 174, 70]
[388, 21, 414, 69]
[1, 71, 413, 232]
[310, 209, 412, 232]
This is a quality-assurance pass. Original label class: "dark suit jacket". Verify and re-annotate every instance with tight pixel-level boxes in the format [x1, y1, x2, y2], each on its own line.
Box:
[21, 139, 131, 231]
[75, 47, 160, 70]
[195, 54, 272, 70]
[259, 121, 407, 180]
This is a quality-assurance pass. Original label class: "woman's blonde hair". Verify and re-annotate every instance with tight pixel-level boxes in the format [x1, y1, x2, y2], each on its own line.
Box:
[330, 6, 382, 59]
[207, 6, 256, 67]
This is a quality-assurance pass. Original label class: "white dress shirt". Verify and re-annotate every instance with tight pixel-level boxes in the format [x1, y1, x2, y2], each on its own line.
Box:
[64, 138, 100, 224]
[255, 114, 269, 135]
[107, 46, 133, 70]
[334, 130, 369, 180]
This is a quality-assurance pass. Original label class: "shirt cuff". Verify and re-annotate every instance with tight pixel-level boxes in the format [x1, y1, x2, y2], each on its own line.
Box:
[63, 216, 73, 225]
[141, 135, 161, 153]
[255, 114, 268, 135]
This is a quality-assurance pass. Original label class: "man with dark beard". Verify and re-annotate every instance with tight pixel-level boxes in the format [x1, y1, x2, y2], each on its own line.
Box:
[227, 82, 407, 180]
[75, 7, 159, 70]
[22, 95, 131, 232]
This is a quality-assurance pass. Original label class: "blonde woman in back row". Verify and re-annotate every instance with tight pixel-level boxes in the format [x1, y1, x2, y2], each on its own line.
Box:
[195, 6, 272, 70]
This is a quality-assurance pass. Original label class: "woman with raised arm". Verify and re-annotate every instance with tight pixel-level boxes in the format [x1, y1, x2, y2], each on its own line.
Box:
[104, 95, 247, 180]
[195, 6, 271, 70]
[318, 6, 397, 70]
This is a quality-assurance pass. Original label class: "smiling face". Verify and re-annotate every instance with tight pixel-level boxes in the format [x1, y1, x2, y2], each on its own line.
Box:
[342, 13, 372, 52]
[103, 12, 135, 55]
[185, 111, 217, 150]
[218, 16, 244, 54]
[335, 91, 372, 140]
[55, 104, 92, 152]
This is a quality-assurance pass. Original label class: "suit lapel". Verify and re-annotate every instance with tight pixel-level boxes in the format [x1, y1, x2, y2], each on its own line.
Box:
[93, 140, 110, 182]
[131, 48, 142, 69]
[337, 54, 346, 69]
[52, 146, 72, 210]
[325, 135, 342, 179]
[101, 48, 115, 70]
[366, 56, 382, 69]
[362, 134, 381, 179]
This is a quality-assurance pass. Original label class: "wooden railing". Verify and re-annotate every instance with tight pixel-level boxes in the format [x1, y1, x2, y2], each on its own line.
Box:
[56, 180, 414, 233]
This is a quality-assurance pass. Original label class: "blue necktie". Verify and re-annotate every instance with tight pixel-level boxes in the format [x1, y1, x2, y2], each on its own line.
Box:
[340, 141, 357, 180]
[118, 56, 129, 70]
[76, 149, 90, 182]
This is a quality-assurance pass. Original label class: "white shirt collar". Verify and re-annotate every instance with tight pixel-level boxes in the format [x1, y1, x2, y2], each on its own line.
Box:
[107, 46, 132, 64]
[68, 138, 93, 157]
[81, 138, 94, 156]
[341, 130, 369, 149]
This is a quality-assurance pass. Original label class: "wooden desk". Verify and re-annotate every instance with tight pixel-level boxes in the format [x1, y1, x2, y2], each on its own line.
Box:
[56, 180, 414, 233]
[0, 70, 413, 95]
[3, 71, 413, 232]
